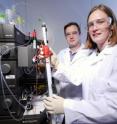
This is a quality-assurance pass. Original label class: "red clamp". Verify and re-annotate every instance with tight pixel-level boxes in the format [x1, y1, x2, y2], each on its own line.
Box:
[39, 45, 53, 58]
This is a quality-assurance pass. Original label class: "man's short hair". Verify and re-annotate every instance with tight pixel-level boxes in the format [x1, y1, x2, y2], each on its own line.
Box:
[64, 22, 81, 35]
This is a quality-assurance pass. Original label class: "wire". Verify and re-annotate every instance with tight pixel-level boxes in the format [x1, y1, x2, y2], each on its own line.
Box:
[23, 66, 35, 75]
[0, 50, 24, 121]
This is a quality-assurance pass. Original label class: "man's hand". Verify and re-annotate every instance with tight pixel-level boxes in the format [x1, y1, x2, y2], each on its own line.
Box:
[43, 95, 64, 114]
[37, 45, 53, 58]
[37, 45, 59, 69]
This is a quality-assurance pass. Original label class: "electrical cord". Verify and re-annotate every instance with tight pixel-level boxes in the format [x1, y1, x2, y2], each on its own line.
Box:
[0, 55, 25, 121]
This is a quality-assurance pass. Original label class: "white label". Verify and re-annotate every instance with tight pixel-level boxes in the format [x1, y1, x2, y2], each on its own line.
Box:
[5, 75, 15, 79]
[5, 34, 13, 37]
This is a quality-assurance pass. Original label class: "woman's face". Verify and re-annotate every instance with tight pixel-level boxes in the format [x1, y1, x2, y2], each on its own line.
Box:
[88, 9, 111, 50]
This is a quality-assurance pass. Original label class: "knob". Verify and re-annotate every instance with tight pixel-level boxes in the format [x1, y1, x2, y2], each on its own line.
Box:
[0, 45, 10, 56]
[2, 98, 12, 109]
[1, 63, 11, 75]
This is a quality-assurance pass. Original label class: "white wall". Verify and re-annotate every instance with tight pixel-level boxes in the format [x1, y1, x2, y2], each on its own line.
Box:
[25, 0, 92, 53]
[25, 0, 117, 53]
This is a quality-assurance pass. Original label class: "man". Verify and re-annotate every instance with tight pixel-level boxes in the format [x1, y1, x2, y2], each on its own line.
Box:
[54, 22, 83, 99]
[51, 22, 87, 124]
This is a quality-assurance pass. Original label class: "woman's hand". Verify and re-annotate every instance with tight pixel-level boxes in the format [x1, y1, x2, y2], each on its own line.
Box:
[43, 95, 64, 114]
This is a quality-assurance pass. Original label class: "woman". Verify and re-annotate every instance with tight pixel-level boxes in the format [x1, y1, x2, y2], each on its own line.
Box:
[43, 4, 117, 124]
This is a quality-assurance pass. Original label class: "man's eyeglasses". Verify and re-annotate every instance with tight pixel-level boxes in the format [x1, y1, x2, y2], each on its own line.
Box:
[65, 31, 79, 37]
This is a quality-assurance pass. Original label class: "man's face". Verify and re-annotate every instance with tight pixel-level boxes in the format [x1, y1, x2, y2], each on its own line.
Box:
[65, 25, 80, 48]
